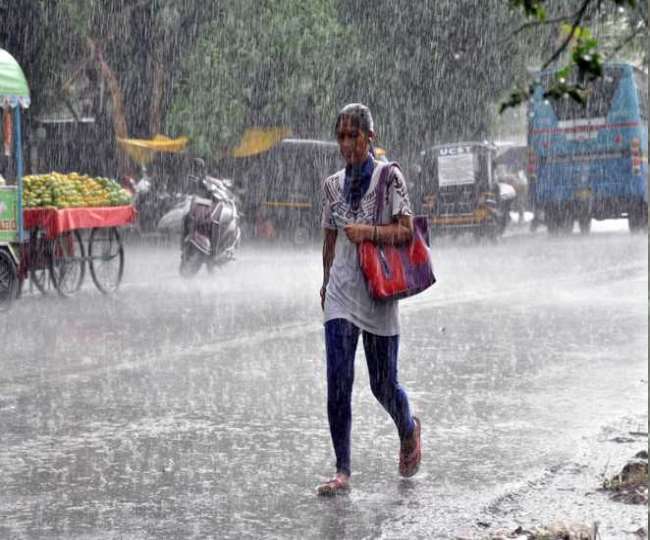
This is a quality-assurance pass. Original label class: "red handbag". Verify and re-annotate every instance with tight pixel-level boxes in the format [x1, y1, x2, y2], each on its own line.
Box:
[358, 163, 436, 301]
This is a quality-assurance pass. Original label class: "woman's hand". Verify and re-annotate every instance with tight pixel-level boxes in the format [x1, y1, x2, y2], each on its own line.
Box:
[320, 286, 327, 311]
[348, 216, 413, 246]
[344, 223, 373, 244]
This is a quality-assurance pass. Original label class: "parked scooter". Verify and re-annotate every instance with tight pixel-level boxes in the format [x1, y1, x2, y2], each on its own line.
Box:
[157, 159, 241, 277]
[122, 167, 184, 237]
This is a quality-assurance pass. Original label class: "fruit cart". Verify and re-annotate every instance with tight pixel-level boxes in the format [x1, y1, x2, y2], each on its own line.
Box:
[20, 180, 136, 298]
[0, 49, 135, 310]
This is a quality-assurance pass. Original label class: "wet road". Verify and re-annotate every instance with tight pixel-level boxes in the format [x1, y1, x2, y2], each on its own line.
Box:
[1, 224, 647, 539]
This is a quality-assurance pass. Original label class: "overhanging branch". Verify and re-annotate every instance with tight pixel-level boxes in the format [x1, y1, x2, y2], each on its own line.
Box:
[499, 13, 576, 45]
[604, 24, 648, 60]
[541, 0, 593, 70]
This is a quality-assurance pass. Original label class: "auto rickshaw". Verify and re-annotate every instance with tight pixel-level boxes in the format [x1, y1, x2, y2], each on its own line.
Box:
[223, 129, 338, 244]
[254, 138, 342, 244]
[415, 141, 515, 239]
[224, 128, 389, 245]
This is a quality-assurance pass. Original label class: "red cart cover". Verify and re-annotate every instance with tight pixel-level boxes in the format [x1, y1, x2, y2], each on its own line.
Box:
[24, 206, 136, 239]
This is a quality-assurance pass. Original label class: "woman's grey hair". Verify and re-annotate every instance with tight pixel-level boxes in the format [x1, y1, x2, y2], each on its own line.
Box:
[335, 103, 374, 135]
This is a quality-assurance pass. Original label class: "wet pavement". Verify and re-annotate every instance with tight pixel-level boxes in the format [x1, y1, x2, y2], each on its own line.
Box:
[0, 224, 647, 539]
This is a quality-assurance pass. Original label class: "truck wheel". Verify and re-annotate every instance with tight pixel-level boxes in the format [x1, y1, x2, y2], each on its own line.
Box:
[529, 214, 540, 233]
[578, 214, 592, 234]
[628, 202, 648, 233]
[545, 206, 560, 235]
[576, 200, 592, 235]
[558, 210, 574, 234]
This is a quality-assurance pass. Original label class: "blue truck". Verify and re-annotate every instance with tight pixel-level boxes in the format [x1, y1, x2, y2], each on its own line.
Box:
[528, 63, 648, 233]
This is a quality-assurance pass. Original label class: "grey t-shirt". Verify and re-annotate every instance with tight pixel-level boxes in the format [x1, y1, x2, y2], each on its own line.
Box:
[321, 160, 412, 336]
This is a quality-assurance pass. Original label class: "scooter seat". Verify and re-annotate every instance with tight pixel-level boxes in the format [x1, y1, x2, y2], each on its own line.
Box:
[193, 196, 212, 206]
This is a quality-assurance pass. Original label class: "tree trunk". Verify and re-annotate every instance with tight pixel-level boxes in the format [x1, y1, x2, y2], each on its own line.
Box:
[87, 38, 130, 176]
[149, 58, 164, 136]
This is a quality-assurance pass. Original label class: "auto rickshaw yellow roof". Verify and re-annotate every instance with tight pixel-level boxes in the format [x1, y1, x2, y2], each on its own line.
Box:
[231, 127, 292, 157]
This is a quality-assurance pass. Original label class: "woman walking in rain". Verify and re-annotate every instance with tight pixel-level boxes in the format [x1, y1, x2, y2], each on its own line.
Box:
[318, 103, 421, 496]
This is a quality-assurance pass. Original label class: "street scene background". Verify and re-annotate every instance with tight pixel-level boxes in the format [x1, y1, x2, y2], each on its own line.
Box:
[1, 0, 648, 538]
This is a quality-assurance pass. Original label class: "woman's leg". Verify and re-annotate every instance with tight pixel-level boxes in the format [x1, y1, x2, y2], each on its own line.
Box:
[362, 331, 415, 441]
[324, 318, 360, 476]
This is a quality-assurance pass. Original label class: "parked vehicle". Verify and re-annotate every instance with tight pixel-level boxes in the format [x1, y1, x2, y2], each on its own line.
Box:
[157, 159, 240, 277]
[118, 135, 191, 238]
[125, 167, 185, 235]
[222, 138, 342, 244]
[414, 141, 515, 239]
[528, 63, 648, 233]
[223, 136, 393, 244]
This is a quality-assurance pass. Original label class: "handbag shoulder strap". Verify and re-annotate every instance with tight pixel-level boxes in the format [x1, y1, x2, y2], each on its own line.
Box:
[374, 161, 401, 224]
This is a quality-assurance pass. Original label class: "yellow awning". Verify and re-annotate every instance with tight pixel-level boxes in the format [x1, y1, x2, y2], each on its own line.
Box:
[118, 134, 189, 165]
[231, 127, 292, 158]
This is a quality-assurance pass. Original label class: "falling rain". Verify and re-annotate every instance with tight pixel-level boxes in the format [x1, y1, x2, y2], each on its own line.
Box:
[0, 1, 648, 538]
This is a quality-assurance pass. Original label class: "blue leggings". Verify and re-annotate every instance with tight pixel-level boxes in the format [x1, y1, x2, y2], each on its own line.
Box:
[324, 318, 415, 476]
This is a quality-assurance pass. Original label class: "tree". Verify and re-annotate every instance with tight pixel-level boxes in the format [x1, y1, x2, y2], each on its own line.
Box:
[165, 0, 349, 159]
[500, 0, 648, 112]
[56, 0, 220, 137]
[168, 0, 549, 160]
[2, 1, 221, 174]
[3, 1, 645, 175]
[334, 0, 537, 154]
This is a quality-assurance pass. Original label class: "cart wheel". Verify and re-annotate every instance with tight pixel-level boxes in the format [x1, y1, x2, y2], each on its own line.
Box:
[28, 229, 53, 294]
[89, 227, 124, 294]
[0, 249, 18, 312]
[49, 230, 85, 297]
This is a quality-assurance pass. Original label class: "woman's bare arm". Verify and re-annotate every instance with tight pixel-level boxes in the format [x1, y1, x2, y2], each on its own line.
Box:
[343, 215, 413, 245]
[321, 228, 337, 309]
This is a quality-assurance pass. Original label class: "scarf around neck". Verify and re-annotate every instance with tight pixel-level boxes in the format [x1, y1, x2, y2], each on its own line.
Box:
[343, 155, 374, 211]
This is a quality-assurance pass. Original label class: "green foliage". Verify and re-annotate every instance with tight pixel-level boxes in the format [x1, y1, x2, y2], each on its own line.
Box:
[167, 0, 557, 157]
[2, 0, 555, 164]
[4, 0, 645, 171]
[498, 86, 534, 114]
[571, 29, 603, 81]
[165, 0, 348, 158]
[508, 0, 547, 21]
[544, 80, 587, 105]
[500, 0, 648, 113]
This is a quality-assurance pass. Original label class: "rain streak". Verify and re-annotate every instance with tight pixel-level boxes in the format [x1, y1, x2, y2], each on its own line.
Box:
[0, 1, 647, 539]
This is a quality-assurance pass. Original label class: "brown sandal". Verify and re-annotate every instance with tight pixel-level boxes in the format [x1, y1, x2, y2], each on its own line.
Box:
[316, 474, 350, 496]
[399, 416, 421, 477]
